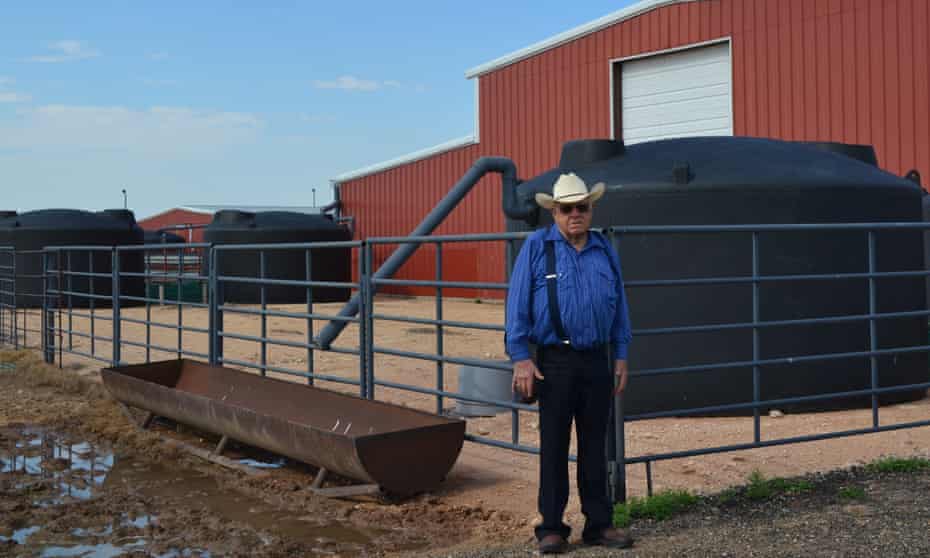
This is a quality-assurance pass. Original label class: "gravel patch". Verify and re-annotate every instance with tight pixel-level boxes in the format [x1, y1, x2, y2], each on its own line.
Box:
[414, 467, 930, 557]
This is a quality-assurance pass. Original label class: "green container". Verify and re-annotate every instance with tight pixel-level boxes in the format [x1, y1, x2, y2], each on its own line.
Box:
[146, 280, 204, 304]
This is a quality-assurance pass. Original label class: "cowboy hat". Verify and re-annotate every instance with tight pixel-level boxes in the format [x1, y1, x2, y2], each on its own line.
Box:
[535, 172, 606, 210]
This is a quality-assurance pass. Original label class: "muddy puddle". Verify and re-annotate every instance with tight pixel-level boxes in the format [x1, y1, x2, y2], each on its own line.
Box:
[0, 425, 384, 556]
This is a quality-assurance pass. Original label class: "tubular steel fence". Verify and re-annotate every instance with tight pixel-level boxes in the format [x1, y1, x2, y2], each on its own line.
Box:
[0, 223, 928, 503]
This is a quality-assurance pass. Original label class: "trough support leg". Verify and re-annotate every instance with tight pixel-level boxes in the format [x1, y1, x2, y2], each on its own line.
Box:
[117, 403, 137, 427]
[311, 467, 328, 490]
[311, 484, 381, 499]
[213, 435, 229, 457]
[159, 437, 266, 477]
[118, 403, 156, 431]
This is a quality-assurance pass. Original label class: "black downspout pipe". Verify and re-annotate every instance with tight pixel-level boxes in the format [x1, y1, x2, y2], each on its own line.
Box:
[317, 156, 532, 349]
[319, 199, 341, 214]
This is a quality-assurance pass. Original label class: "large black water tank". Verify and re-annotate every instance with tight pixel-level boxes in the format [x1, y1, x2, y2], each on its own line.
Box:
[204, 211, 351, 304]
[0, 209, 145, 309]
[509, 136, 928, 415]
[923, 194, 930, 311]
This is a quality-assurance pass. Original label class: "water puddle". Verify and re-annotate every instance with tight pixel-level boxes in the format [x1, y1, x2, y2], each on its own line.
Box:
[0, 425, 379, 556]
[1, 426, 114, 506]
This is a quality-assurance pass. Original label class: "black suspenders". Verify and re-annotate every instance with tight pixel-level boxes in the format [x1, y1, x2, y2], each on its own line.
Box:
[544, 241, 570, 345]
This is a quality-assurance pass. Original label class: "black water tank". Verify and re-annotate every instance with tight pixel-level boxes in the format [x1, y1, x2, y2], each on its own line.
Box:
[0, 212, 15, 311]
[509, 137, 927, 415]
[0, 209, 145, 308]
[204, 211, 351, 304]
[923, 194, 930, 312]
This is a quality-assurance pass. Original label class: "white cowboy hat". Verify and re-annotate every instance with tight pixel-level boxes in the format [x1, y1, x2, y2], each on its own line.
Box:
[535, 172, 606, 210]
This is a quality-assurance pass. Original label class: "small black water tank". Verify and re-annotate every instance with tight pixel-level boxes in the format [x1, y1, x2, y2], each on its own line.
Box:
[0, 209, 145, 308]
[0, 212, 15, 311]
[509, 137, 927, 415]
[204, 211, 351, 304]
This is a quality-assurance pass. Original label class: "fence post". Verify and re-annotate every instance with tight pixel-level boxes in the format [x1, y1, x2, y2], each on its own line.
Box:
[607, 228, 627, 504]
[365, 243, 376, 400]
[868, 230, 879, 428]
[42, 251, 55, 364]
[12, 250, 18, 350]
[112, 248, 121, 367]
[752, 231, 761, 443]
[208, 246, 223, 366]
[435, 242, 444, 415]
[357, 242, 368, 398]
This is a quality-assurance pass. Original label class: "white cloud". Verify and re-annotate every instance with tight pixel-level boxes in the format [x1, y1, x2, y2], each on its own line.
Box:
[0, 77, 31, 103]
[0, 104, 263, 156]
[0, 92, 31, 103]
[26, 40, 101, 63]
[313, 75, 396, 92]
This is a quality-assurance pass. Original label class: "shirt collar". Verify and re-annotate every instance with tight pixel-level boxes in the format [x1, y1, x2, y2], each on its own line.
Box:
[545, 223, 607, 252]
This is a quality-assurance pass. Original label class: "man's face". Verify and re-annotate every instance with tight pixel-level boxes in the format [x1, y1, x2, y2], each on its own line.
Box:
[551, 201, 593, 238]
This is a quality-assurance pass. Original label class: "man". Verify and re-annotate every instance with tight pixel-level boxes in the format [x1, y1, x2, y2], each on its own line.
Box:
[505, 172, 633, 554]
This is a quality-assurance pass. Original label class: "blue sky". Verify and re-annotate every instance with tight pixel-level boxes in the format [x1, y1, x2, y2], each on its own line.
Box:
[1, 1, 634, 219]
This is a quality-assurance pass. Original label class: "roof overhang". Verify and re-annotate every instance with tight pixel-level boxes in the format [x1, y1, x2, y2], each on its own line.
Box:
[332, 135, 477, 184]
[465, 0, 697, 79]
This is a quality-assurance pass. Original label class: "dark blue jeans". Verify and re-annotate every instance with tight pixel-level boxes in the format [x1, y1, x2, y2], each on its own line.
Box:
[534, 345, 612, 542]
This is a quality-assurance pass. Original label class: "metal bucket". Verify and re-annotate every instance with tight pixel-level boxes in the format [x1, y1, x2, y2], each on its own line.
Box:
[101, 359, 465, 496]
[456, 362, 513, 417]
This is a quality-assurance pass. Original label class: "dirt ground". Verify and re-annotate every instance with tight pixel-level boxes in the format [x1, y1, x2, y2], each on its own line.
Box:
[4, 295, 930, 555]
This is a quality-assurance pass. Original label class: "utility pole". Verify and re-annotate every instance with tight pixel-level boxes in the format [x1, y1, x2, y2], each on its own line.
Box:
[121, 189, 127, 209]
[312, 188, 317, 208]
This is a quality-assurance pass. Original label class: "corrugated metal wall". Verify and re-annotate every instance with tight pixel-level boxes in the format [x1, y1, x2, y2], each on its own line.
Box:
[340, 0, 930, 297]
[339, 143, 508, 297]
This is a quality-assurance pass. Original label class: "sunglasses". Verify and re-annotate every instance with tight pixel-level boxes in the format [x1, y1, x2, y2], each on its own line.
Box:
[556, 203, 590, 215]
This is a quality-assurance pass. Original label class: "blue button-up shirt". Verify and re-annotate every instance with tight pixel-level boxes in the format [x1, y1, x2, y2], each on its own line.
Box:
[505, 224, 632, 363]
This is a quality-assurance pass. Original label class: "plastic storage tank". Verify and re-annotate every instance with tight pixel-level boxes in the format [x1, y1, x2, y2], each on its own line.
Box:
[0, 212, 17, 312]
[0, 209, 145, 309]
[508, 137, 927, 415]
[204, 211, 351, 304]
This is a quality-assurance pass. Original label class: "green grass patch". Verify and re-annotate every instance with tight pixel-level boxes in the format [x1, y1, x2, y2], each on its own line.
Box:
[745, 470, 814, 501]
[613, 489, 699, 528]
[838, 486, 866, 500]
[716, 487, 740, 505]
[864, 456, 930, 474]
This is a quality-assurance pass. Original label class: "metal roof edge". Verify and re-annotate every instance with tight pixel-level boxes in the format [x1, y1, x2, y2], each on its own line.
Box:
[332, 135, 477, 184]
[464, 0, 696, 79]
[137, 206, 213, 222]
[176, 206, 220, 216]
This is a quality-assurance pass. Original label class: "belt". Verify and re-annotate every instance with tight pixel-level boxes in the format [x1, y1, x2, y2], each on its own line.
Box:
[540, 343, 606, 355]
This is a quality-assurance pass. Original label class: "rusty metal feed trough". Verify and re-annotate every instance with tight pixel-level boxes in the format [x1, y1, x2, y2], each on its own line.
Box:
[101, 359, 465, 497]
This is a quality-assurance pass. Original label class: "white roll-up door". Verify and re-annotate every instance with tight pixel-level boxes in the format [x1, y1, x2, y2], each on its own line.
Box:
[620, 41, 732, 144]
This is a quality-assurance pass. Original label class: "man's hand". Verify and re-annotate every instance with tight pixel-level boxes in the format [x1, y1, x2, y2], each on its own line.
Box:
[512, 359, 544, 400]
[613, 359, 629, 397]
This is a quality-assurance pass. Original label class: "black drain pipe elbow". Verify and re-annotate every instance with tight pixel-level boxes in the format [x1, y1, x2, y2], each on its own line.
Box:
[317, 156, 526, 349]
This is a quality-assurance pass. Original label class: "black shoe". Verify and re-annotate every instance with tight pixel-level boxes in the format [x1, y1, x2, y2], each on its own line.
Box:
[584, 527, 634, 549]
[538, 534, 568, 554]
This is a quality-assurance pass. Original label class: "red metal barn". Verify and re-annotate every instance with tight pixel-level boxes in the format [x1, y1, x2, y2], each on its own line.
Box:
[335, 0, 930, 297]
[138, 208, 213, 243]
